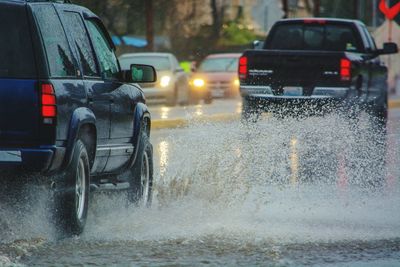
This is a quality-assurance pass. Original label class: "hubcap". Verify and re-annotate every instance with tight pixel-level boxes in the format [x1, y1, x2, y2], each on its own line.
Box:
[76, 158, 86, 220]
[140, 150, 150, 204]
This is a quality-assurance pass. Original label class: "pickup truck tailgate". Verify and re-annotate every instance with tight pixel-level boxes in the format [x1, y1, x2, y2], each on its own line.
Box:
[0, 79, 40, 147]
[247, 50, 345, 87]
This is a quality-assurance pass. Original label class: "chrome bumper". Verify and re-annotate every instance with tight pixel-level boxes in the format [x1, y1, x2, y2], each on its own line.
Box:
[240, 86, 349, 99]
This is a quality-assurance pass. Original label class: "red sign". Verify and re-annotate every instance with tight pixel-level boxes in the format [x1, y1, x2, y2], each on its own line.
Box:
[379, 0, 400, 20]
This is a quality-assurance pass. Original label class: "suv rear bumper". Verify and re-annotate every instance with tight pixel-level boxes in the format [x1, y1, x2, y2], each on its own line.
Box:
[0, 146, 66, 173]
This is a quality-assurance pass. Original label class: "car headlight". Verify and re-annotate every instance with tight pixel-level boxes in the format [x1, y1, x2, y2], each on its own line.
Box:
[160, 76, 171, 88]
[193, 78, 205, 87]
[234, 78, 240, 86]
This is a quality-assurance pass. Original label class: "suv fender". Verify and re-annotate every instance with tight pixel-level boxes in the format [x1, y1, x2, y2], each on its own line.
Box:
[130, 103, 151, 167]
[63, 108, 97, 171]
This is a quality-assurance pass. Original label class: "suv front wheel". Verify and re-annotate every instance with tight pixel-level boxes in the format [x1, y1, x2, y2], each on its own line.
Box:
[128, 128, 153, 206]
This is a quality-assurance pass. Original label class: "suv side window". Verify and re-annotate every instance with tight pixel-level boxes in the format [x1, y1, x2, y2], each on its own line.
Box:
[32, 4, 76, 78]
[62, 12, 99, 78]
[86, 20, 119, 80]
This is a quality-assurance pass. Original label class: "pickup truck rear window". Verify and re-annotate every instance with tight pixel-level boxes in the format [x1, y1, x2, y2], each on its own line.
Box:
[266, 23, 362, 52]
[0, 4, 36, 78]
[198, 57, 238, 72]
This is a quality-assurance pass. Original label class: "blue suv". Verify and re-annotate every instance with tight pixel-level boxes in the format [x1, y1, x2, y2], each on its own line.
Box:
[0, 0, 156, 235]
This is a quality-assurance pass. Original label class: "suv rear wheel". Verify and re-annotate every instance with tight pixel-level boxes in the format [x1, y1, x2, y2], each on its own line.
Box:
[53, 139, 90, 236]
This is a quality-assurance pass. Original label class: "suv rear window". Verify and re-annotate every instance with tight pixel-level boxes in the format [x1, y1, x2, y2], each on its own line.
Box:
[32, 4, 76, 78]
[0, 4, 36, 79]
[266, 23, 362, 52]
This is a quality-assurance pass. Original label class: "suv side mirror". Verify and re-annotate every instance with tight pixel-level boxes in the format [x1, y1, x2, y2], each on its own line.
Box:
[129, 64, 157, 83]
[378, 42, 398, 55]
[252, 40, 264, 50]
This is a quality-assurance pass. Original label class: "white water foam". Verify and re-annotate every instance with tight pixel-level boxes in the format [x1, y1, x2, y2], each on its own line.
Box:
[82, 113, 400, 244]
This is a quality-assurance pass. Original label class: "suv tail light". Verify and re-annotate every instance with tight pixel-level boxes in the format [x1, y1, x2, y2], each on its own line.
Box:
[40, 83, 56, 124]
[238, 56, 248, 80]
[340, 58, 351, 81]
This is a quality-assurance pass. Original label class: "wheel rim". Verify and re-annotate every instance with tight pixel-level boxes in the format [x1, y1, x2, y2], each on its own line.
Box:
[140, 149, 150, 204]
[76, 157, 86, 220]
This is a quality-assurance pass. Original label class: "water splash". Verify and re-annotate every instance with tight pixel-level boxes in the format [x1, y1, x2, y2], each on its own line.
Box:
[82, 113, 400, 243]
[0, 112, 398, 244]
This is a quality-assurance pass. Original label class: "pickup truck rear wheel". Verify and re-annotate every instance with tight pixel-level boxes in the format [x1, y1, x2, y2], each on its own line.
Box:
[242, 97, 260, 121]
[128, 130, 153, 206]
[53, 140, 90, 236]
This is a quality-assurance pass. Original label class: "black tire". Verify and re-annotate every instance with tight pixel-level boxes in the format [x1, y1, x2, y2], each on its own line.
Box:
[241, 97, 260, 122]
[374, 105, 388, 133]
[128, 128, 153, 206]
[53, 140, 90, 236]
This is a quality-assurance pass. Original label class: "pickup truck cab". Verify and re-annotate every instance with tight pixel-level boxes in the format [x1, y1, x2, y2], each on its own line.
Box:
[240, 18, 398, 123]
[0, 0, 156, 235]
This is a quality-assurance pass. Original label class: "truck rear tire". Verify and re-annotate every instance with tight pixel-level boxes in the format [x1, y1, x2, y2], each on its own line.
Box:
[242, 97, 260, 121]
[127, 129, 153, 206]
[53, 140, 90, 236]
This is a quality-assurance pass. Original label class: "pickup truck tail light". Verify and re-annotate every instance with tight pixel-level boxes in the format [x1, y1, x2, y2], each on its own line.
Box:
[340, 58, 351, 81]
[41, 83, 57, 124]
[238, 56, 248, 80]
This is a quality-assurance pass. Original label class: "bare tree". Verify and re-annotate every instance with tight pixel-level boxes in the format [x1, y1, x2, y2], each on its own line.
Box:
[210, 0, 225, 39]
[146, 0, 154, 51]
[281, 0, 289, 18]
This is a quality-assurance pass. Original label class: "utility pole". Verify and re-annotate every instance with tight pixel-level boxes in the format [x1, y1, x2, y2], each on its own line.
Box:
[145, 0, 154, 51]
[372, 0, 377, 27]
[313, 0, 320, 17]
[282, 0, 289, 18]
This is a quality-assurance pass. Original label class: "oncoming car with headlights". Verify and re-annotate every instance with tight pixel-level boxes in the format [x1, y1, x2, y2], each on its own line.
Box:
[191, 53, 241, 101]
[119, 52, 190, 106]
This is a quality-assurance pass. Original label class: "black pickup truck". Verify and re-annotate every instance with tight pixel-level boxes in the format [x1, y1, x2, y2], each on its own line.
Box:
[240, 18, 398, 123]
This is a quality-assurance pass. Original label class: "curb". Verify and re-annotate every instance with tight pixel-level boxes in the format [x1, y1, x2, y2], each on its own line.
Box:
[152, 99, 400, 130]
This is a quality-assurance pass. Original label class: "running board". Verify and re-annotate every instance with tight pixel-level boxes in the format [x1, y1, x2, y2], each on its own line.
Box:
[90, 182, 130, 192]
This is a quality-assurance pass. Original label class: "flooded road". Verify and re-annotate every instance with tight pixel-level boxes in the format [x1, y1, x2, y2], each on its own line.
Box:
[1, 108, 400, 266]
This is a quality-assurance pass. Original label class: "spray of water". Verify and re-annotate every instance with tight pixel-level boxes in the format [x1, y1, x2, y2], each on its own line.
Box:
[0, 112, 398, 250]
[81, 112, 400, 244]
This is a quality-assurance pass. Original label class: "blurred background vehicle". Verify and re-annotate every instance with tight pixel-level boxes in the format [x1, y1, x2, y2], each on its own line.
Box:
[191, 53, 241, 100]
[119, 52, 190, 106]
